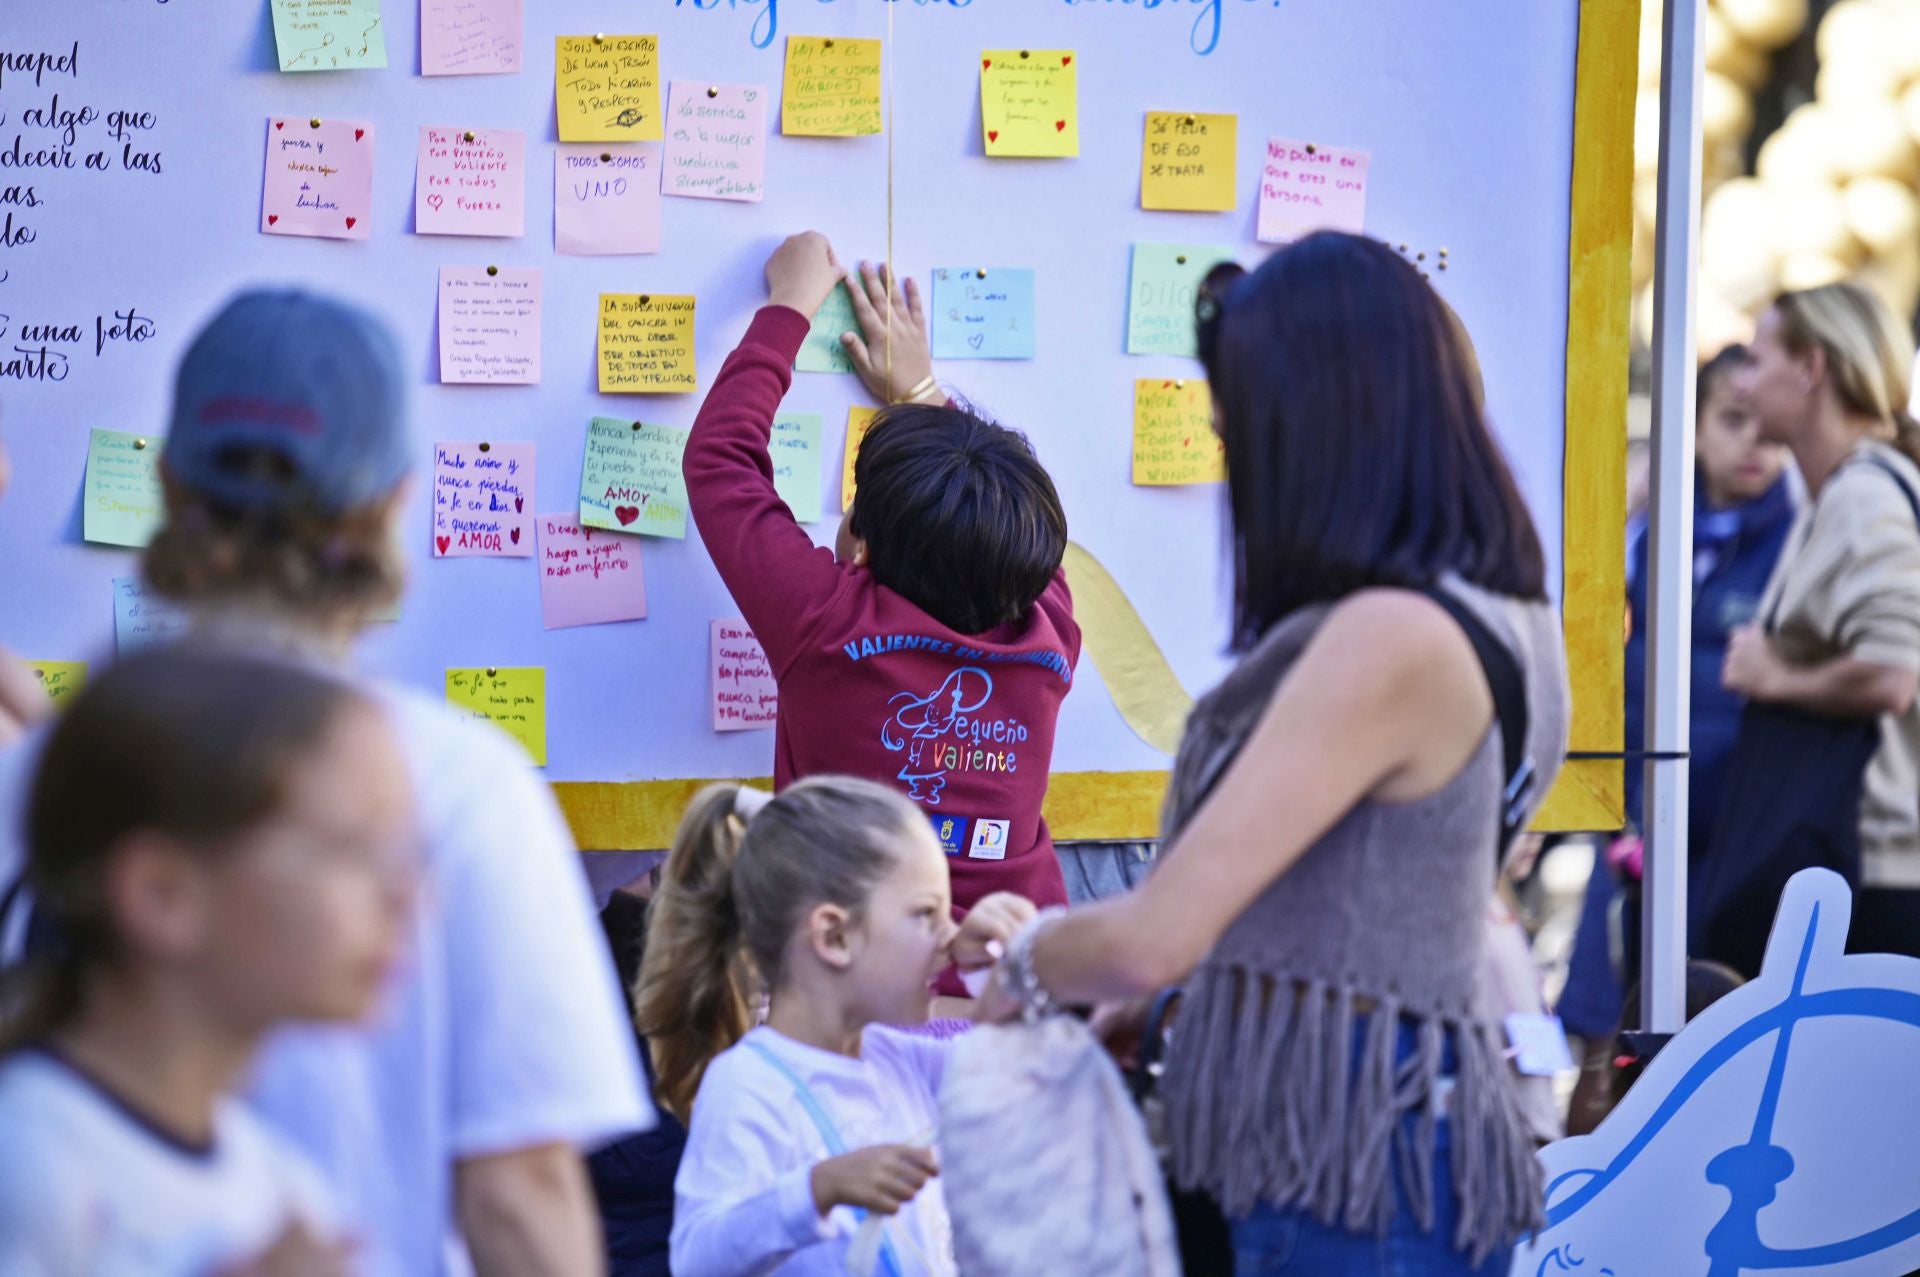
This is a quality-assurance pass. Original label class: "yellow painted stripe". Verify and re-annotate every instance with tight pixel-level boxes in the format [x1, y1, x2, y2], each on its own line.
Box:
[1061, 541, 1194, 755]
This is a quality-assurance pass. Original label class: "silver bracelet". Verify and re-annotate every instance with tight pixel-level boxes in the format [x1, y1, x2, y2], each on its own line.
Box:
[1002, 906, 1066, 1023]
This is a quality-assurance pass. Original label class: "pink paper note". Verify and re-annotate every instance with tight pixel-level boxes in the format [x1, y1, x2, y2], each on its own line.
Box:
[261, 118, 374, 240]
[711, 619, 777, 731]
[662, 81, 768, 203]
[421, 0, 522, 76]
[417, 126, 527, 237]
[536, 514, 648, 629]
[438, 267, 542, 384]
[432, 441, 534, 556]
[1257, 137, 1370, 245]
[554, 144, 662, 255]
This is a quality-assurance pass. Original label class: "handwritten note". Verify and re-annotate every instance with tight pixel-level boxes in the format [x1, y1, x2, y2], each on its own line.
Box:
[578, 416, 690, 539]
[842, 405, 881, 512]
[1258, 137, 1370, 244]
[262, 118, 374, 240]
[1141, 111, 1237, 212]
[931, 268, 1035, 360]
[980, 50, 1078, 158]
[446, 667, 546, 765]
[438, 267, 541, 384]
[417, 127, 526, 237]
[772, 412, 823, 523]
[421, 0, 522, 75]
[1133, 378, 1224, 485]
[1127, 243, 1235, 357]
[556, 35, 662, 142]
[28, 662, 86, 708]
[663, 82, 768, 202]
[712, 620, 778, 731]
[113, 577, 189, 655]
[796, 284, 857, 374]
[782, 36, 882, 136]
[272, 0, 387, 71]
[554, 144, 661, 255]
[432, 441, 535, 556]
[537, 514, 648, 630]
[83, 428, 164, 548]
[598, 294, 696, 393]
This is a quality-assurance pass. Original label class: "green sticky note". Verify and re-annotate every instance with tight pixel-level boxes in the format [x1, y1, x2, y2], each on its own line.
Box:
[579, 416, 689, 539]
[446, 667, 547, 766]
[28, 661, 87, 708]
[271, 0, 389, 72]
[1126, 243, 1236, 357]
[796, 284, 858, 374]
[84, 428, 165, 548]
[771, 412, 824, 523]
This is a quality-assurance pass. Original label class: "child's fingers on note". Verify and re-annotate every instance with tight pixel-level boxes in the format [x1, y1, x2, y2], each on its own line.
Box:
[904, 275, 926, 329]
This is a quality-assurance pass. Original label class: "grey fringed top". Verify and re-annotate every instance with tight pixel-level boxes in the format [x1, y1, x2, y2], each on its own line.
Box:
[1159, 579, 1570, 1262]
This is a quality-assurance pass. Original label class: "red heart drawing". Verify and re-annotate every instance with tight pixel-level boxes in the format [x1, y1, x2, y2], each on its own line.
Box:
[510, 527, 521, 545]
[274, 121, 284, 130]
[354, 128, 365, 141]
[982, 58, 991, 70]
[1161, 380, 1173, 388]
[514, 497, 523, 512]
[345, 217, 356, 229]
[1062, 55, 1073, 66]
[614, 506, 640, 526]
[267, 214, 279, 225]
[1055, 120, 1067, 131]
[988, 130, 999, 143]
[435, 535, 451, 555]
[1182, 438, 1192, 447]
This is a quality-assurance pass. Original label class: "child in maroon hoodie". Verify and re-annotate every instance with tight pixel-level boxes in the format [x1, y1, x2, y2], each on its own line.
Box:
[684, 232, 1081, 992]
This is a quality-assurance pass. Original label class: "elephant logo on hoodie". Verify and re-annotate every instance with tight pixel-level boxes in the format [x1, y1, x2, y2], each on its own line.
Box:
[881, 667, 995, 804]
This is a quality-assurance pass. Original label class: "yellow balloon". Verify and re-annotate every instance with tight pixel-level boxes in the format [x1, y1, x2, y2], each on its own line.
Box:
[1721, 0, 1809, 50]
[1816, 0, 1892, 64]
[1774, 182, 1861, 263]
[1757, 108, 1843, 187]
[1828, 98, 1919, 181]
[1814, 48, 1906, 105]
[1779, 250, 1854, 290]
[1703, 72, 1756, 145]
[1843, 175, 1920, 255]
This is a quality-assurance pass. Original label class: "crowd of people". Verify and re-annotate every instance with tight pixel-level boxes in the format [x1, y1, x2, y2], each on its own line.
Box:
[0, 227, 1912, 1276]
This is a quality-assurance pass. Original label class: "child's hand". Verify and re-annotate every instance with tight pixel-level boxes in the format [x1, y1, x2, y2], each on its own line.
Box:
[843, 260, 937, 405]
[811, 1144, 941, 1217]
[766, 231, 845, 319]
[949, 892, 1037, 971]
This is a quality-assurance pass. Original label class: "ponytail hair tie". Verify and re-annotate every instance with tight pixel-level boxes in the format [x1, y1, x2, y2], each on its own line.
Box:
[733, 786, 773, 822]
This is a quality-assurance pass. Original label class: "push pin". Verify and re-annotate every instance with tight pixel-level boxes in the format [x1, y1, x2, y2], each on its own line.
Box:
[1183, 115, 1195, 126]
[1020, 50, 1031, 59]
[708, 86, 720, 98]
[1305, 143, 1317, 154]
[638, 295, 650, 306]
[1176, 255, 1188, 265]
[464, 130, 476, 142]
[1438, 261, 1449, 271]
[976, 268, 987, 279]
[486, 667, 499, 677]
[1439, 246, 1450, 256]
[310, 117, 323, 129]
[632, 421, 644, 431]
[31, 669, 43, 681]
[487, 265, 500, 277]
[133, 438, 148, 450]
[823, 38, 834, 48]
[592, 33, 605, 44]
[1398, 243, 1409, 253]
[601, 152, 612, 163]
[1174, 379, 1186, 389]
[1416, 252, 1425, 262]
[478, 441, 492, 453]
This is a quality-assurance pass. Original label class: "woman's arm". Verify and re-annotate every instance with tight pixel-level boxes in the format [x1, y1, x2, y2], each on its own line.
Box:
[1723, 624, 1918, 718]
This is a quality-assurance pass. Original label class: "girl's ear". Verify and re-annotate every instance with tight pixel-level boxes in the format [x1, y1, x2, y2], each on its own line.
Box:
[806, 902, 856, 971]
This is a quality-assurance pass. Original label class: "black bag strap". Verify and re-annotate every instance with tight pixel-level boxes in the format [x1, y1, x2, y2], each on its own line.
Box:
[1417, 587, 1535, 866]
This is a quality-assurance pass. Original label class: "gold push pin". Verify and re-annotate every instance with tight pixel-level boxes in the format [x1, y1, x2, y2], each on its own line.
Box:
[133, 438, 148, 450]
[464, 130, 476, 142]
[478, 442, 492, 453]
[600, 152, 612, 163]
[1439, 261, 1449, 271]
[1174, 379, 1186, 389]
[1183, 115, 1195, 126]
[1305, 143, 1317, 154]
[708, 86, 720, 98]
[1176, 254, 1188, 265]
[638, 295, 650, 306]
[976, 268, 987, 279]
[1439, 246, 1450, 255]
[592, 33, 605, 43]
[1020, 50, 1031, 59]
[632, 421, 644, 431]
[487, 265, 499, 276]
[486, 666, 499, 677]
[823, 38, 834, 48]
[1416, 252, 1425, 261]
[310, 117, 322, 128]
[1398, 243, 1409, 253]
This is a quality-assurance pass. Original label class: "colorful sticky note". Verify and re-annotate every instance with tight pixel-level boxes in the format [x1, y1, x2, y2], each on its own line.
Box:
[438, 267, 541, 384]
[931, 268, 1035, 360]
[980, 50, 1078, 158]
[271, 0, 387, 71]
[556, 35, 662, 142]
[772, 412, 823, 523]
[113, 577, 189, 655]
[262, 118, 374, 240]
[555, 144, 662, 255]
[536, 514, 649, 630]
[417, 126, 526, 237]
[663, 81, 769, 202]
[781, 36, 882, 136]
[1126, 243, 1236, 357]
[1258, 137, 1370, 244]
[28, 661, 86, 707]
[598, 294, 696, 393]
[432, 441, 535, 556]
[446, 667, 546, 765]
[795, 284, 857, 374]
[712, 620, 778, 731]
[1133, 378, 1224, 485]
[83, 428, 165, 548]
[841, 405, 881, 512]
[1141, 112, 1237, 212]
[579, 416, 690, 539]
[420, 0, 522, 76]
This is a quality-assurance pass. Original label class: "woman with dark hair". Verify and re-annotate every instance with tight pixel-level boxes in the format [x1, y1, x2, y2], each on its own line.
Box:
[982, 233, 1570, 1274]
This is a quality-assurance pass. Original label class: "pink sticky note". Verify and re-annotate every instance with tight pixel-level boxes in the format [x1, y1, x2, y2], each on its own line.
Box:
[438, 267, 542, 384]
[554, 144, 662, 255]
[262, 118, 374, 240]
[711, 619, 778, 731]
[432, 441, 534, 556]
[1257, 137, 1370, 245]
[662, 82, 768, 203]
[537, 514, 648, 629]
[417, 126, 527, 237]
[421, 0, 523, 76]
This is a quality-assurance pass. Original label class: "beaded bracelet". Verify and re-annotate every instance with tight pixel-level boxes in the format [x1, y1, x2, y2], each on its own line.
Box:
[1002, 906, 1067, 1023]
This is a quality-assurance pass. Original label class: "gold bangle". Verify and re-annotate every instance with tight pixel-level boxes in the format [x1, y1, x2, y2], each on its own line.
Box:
[895, 375, 940, 405]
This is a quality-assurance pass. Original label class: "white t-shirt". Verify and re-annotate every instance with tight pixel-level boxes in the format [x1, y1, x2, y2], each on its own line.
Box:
[0, 1047, 336, 1276]
[673, 1026, 957, 1277]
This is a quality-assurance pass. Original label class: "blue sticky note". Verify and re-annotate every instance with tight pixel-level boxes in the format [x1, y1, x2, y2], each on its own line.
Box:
[931, 267, 1035, 360]
[113, 577, 189, 655]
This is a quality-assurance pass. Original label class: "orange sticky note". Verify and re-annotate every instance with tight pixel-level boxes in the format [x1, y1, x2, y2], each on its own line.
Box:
[842, 405, 881, 511]
[1141, 112, 1237, 212]
[597, 294, 696, 393]
[782, 36, 882, 136]
[981, 49, 1078, 158]
[557, 35, 661, 142]
[1132, 379, 1224, 485]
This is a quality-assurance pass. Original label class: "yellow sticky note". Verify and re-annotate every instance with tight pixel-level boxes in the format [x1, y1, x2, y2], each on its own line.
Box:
[782, 36, 882, 136]
[1141, 112, 1237, 212]
[598, 294, 696, 394]
[1132, 379, 1224, 485]
[446, 667, 547, 766]
[981, 49, 1078, 158]
[842, 406, 881, 512]
[28, 661, 87, 708]
[557, 35, 661, 142]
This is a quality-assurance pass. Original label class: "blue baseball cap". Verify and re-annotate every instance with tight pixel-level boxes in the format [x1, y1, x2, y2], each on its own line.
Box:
[165, 289, 412, 514]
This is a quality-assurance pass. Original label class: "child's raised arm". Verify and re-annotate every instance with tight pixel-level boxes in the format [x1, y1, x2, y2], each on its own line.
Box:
[841, 261, 943, 407]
